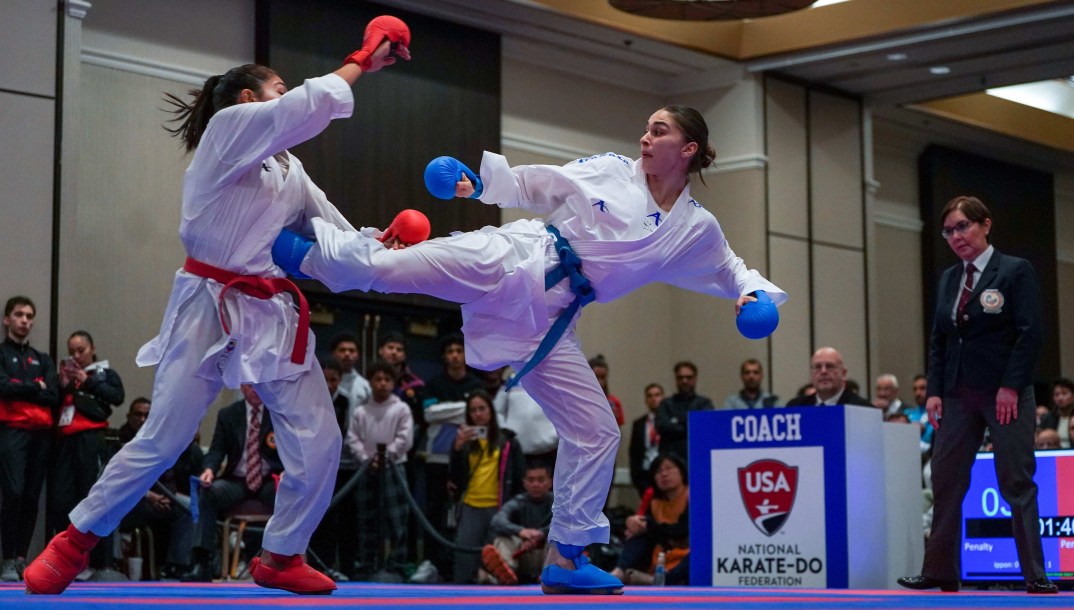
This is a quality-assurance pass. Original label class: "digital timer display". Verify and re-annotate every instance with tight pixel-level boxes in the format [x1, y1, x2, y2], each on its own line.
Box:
[961, 450, 1074, 583]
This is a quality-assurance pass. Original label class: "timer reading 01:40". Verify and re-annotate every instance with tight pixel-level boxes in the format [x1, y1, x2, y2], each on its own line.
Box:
[1039, 516, 1074, 538]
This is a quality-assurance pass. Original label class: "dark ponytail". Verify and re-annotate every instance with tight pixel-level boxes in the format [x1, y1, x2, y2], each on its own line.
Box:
[163, 64, 277, 152]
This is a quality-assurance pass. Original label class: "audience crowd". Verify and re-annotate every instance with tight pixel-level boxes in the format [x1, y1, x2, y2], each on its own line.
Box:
[1, 292, 1069, 586]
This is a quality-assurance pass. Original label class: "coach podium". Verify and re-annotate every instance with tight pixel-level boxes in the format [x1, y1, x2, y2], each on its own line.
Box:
[688, 405, 921, 589]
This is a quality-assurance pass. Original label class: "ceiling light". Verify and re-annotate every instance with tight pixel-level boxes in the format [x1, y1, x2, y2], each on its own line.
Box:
[929, 66, 951, 75]
[886, 53, 908, 61]
[608, 0, 818, 21]
[987, 80, 1074, 120]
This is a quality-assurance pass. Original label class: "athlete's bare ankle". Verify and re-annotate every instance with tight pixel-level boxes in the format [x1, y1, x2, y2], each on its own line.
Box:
[260, 551, 296, 570]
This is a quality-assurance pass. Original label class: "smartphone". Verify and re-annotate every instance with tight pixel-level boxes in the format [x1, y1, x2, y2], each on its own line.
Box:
[474, 426, 488, 440]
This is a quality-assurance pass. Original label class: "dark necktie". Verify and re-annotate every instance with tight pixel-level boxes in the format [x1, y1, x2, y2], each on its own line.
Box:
[956, 263, 977, 324]
[245, 404, 263, 492]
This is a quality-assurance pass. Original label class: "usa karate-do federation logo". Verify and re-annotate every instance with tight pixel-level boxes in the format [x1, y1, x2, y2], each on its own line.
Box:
[738, 459, 799, 537]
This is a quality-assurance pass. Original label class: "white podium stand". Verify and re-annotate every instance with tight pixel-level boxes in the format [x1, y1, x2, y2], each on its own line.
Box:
[689, 406, 922, 588]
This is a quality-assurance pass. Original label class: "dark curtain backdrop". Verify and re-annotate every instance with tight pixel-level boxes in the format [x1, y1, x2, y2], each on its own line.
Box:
[255, 0, 502, 367]
[919, 145, 1059, 386]
[256, 0, 501, 237]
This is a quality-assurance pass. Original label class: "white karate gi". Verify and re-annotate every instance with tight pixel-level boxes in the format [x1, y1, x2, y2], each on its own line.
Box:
[70, 74, 355, 555]
[303, 151, 787, 546]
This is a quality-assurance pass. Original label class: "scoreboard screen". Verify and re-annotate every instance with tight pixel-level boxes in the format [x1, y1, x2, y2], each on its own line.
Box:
[961, 449, 1074, 583]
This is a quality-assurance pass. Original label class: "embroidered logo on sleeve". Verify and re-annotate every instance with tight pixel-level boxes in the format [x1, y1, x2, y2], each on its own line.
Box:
[592, 200, 608, 213]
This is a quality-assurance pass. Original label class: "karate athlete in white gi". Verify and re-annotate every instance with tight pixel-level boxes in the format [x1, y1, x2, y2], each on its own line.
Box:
[24, 18, 411, 597]
[276, 105, 787, 594]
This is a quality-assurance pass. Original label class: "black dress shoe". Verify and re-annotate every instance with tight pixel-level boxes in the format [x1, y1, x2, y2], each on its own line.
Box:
[1026, 578, 1058, 594]
[178, 560, 214, 582]
[897, 575, 960, 592]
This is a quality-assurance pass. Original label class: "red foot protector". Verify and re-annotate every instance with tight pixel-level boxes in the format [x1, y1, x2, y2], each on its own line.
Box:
[24, 525, 100, 594]
[482, 544, 518, 585]
[250, 553, 336, 595]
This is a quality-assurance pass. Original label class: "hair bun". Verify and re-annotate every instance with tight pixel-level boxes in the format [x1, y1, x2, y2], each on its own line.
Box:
[701, 146, 717, 170]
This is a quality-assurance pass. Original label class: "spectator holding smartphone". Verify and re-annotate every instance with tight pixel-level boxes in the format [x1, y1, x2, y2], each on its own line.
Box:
[449, 390, 525, 583]
[47, 331, 125, 577]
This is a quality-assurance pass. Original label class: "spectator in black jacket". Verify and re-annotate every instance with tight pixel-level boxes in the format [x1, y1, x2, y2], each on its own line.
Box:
[656, 361, 713, 460]
[784, 347, 873, 407]
[629, 383, 664, 497]
[117, 397, 202, 578]
[309, 358, 358, 581]
[0, 296, 60, 582]
[48, 331, 125, 539]
[181, 385, 283, 581]
[422, 333, 483, 577]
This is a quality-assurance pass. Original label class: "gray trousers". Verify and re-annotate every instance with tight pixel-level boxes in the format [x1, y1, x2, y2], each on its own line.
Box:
[453, 504, 497, 583]
[923, 387, 1045, 582]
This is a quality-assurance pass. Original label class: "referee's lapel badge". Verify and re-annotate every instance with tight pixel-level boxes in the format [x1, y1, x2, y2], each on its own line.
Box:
[980, 289, 1004, 314]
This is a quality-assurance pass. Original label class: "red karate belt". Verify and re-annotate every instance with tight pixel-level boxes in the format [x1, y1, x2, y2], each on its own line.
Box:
[183, 257, 310, 364]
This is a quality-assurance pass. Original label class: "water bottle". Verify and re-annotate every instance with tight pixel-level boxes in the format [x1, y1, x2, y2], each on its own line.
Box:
[652, 551, 666, 586]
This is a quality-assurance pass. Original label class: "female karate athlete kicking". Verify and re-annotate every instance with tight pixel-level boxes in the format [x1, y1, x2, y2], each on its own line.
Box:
[274, 105, 787, 594]
[24, 17, 411, 596]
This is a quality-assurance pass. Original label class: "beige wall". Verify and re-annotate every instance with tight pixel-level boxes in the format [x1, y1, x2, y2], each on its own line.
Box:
[1, 0, 57, 351]
[765, 78, 870, 400]
[873, 225, 926, 389]
[870, 119, 928, 399]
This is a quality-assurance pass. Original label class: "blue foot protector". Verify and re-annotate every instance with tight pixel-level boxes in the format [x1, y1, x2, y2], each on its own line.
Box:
[540, 543, 624, 595]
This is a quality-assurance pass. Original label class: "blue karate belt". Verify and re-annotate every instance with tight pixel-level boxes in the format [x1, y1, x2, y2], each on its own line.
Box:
[505, 225, 596, 390]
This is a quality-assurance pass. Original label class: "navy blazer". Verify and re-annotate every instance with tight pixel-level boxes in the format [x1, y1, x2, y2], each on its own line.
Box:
[202, 399, 284, 478]
[927, 249, 1042, 397]
[628, 414, 654, 493]
[784, 389, 872, 407]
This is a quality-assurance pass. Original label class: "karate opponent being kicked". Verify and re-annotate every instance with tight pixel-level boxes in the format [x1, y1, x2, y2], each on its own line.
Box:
[24, 17, 411, 596]
[273, 105, 787, 594]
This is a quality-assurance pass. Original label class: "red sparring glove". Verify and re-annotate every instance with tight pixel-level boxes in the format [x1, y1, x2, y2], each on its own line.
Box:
[344, 15, 411, 70]
[378, 209, 431, 246]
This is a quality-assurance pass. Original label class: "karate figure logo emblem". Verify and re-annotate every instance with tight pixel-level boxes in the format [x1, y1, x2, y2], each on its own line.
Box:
[738, 459, 798, 536]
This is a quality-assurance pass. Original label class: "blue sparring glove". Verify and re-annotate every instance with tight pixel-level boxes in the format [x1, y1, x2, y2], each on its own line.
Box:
[272, 228, 314, 280]
[736, 290, 779, 340]
[424, 156, 483, 200]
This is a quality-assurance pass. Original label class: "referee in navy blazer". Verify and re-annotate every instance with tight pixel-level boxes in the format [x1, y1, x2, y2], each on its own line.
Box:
[899, 196, 1057, 595]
